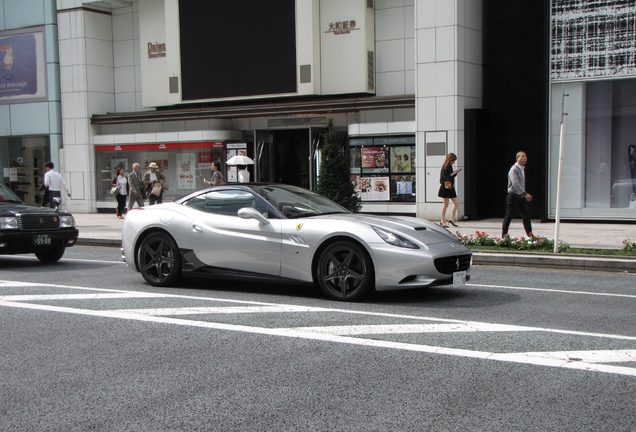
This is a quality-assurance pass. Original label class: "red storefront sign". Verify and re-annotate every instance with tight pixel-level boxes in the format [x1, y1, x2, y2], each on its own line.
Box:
[95, 141, 225, 152]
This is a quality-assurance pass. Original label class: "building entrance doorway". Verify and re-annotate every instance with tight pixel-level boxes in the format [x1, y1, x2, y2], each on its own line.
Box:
[256, 128, 319, 189]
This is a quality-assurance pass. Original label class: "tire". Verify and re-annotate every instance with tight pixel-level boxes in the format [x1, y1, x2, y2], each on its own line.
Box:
[315, 240, 374, 301]
[35, 242, 66, 263]
[138, 232, 182, 286]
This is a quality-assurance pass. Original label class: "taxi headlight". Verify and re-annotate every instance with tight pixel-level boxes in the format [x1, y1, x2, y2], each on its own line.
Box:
[0, 216, 18, 230]
[59, 215, 75, 228]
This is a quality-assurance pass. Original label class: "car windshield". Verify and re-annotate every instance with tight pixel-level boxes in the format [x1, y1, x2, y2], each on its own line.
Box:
[0, 183, 23, 203]
[253, 184, 349, 219]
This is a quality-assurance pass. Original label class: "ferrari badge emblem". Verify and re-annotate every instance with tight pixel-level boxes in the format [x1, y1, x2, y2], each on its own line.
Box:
[296, 223, 303, 232]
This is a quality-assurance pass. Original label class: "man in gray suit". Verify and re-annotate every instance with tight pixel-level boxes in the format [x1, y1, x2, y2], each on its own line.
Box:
[127, 163, 145, 209]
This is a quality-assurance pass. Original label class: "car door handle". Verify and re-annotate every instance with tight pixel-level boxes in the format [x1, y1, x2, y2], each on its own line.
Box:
[191, 224, 202, 233]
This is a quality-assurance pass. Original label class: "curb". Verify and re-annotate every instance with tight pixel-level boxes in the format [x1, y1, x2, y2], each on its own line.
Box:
[473, 251, 636, 273]
[76, 238, 121, 247]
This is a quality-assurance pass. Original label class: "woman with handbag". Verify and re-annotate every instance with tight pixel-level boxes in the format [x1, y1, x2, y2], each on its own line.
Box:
[111, 166, 129, 219]
[438, 152, 462, 228]
[143, 162, 166, 205]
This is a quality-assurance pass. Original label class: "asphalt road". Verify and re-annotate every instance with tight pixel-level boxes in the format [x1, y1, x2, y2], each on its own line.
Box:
[1, 246, 635, 431]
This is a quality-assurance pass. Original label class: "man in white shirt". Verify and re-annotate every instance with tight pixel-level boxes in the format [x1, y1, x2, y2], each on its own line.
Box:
[502, 151, 533, 237]
[43, 162, 69, 208]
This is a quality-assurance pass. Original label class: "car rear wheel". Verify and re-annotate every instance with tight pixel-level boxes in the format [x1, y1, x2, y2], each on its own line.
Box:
[315, 241, 373, 301]
[138, 232, 182, 286]
[34, 242, 66, 263]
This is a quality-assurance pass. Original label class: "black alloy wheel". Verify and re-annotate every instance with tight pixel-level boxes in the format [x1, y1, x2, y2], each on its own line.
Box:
[34, 242, 66, 263]
[315, 241, 374, 301]
[138, 232, 182, 286]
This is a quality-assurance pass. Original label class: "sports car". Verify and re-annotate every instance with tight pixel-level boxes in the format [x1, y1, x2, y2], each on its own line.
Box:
[121, 183, 471, 301]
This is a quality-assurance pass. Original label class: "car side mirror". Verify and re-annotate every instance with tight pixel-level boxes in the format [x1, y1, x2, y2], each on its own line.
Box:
[238, 207, 270, 225]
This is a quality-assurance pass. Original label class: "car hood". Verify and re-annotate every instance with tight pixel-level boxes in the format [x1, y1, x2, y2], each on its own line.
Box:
[319, 213, 463, 246]
[0, 203, 59, 216]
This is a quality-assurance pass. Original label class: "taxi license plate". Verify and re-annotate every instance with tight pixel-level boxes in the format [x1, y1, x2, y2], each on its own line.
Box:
[33, 234, 52, 246]
[453, 270, 466, 286]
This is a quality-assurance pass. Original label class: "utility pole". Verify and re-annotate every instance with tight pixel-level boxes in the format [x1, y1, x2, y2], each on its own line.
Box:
[554, 91, 568, 253]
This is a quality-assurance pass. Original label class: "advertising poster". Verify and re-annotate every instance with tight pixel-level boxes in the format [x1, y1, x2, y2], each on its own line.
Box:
[390, 146, 413, 173]
[361, 147, 388, 174]
[0, 31, 46, 101]
[176, 153, 195, 190]
[356, 176, 390, 201]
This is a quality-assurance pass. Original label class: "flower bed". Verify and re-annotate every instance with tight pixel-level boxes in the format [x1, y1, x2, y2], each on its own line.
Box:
[455, 231, 570, 253]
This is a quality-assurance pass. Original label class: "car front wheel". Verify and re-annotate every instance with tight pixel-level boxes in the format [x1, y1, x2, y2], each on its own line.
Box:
[315, 241, 374, 301]
[138, 232, 182, 286]
[35, 242, 66, 263]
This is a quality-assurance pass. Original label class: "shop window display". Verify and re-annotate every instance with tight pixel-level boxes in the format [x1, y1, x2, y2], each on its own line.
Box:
[349, 136, 416, 203]
[0, 136, 49, 205]
[585, 79, 636, 209]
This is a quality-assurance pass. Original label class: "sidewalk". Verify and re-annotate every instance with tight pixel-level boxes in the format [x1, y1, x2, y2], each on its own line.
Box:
[72, 213, 636, 273]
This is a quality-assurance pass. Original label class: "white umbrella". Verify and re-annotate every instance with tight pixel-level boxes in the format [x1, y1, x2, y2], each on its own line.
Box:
[226, 155, 255, 165]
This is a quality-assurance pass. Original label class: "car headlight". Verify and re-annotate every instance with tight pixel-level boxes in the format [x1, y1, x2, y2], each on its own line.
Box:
[59, 215, 75, 228]
[372, 226, 419, 249]
[0, 216, 18, 230]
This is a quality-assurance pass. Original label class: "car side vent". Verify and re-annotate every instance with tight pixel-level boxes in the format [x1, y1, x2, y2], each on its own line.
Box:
[414, 227, 428, 231]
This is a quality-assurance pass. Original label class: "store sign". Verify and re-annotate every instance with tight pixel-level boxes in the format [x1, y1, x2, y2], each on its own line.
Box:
[147, 41, 166, 59]
[0, 30, 46, 102]
[325, 20, 360, 35]
[95, 141, 224, 152]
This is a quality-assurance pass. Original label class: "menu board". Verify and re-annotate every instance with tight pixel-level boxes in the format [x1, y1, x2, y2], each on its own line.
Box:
[361, 147, 388, 174]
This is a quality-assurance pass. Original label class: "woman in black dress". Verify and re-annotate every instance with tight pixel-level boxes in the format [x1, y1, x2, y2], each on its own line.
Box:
[438, 153, 462, 227]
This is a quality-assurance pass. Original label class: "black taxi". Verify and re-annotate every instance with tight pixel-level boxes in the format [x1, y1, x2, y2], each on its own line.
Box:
[0, 182, 78, 263]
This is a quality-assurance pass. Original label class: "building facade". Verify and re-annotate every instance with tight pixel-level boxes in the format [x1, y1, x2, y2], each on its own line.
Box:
[2, 0, 634, 221]
[0, 0, 61, 206]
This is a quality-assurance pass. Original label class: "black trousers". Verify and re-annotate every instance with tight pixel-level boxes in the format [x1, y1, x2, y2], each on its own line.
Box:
[115, 193, 127, 216]
[502, 193, 533, 236]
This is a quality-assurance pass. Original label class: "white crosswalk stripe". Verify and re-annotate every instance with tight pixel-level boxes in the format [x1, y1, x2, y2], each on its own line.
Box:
[285, 323, 537, 335]
[1, 279, 635, 377]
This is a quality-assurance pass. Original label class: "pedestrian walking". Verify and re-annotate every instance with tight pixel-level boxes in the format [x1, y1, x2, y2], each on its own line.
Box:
[112, 166, 129, 218]
[127, 163, 145, 209]
[438, 153, 461, 228]
[143, 162, 166, 205]
[203, 161, 226, 185]
[43, 161, 70, 209]
[502, 150, 534, 237]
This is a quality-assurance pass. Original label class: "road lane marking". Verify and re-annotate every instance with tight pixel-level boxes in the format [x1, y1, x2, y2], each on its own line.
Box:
[468, 283, 636, 299]
[0, 293, 171, 301]
[287, 323, 537, 336]
[111, 305, 331, 315]
[1, 298, 635, 377]
[1, 281, 635, 342]
[0, 255, 124, 264]
[513, 349, 636, 364]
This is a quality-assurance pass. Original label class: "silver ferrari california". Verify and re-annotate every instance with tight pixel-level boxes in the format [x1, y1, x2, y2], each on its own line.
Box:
[121, 184, 471, 301]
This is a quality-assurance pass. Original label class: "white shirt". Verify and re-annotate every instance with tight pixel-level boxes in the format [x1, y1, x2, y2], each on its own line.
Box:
[238, 169, 250, 183]
[117, 175, 128, 195]
[44, 170, 65, 192]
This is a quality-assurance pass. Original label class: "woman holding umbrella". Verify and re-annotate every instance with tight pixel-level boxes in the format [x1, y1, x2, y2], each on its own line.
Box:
[226, 154, 254, 183]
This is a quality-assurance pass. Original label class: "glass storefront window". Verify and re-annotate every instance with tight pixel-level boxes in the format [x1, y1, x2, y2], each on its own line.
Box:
[349, 136, 416, 202]
[95, 142, 226, 203]
[0, 136, 50, 205]
[585, 79, 636, 209]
